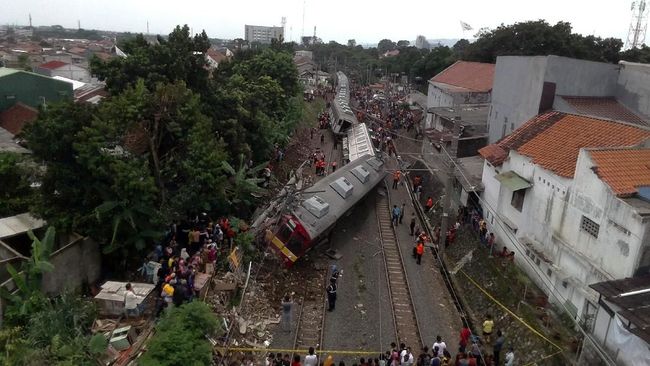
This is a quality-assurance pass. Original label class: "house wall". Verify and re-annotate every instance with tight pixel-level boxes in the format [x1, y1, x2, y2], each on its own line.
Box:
[0, 71, 73, 110]
[41, 236, 101, 295]
[427, 83, 455, 109]
[488, 56, 620, 144]
[488, 56, 547, 143]
[482, 149, 648, 319]
[616, 62, 650, 118]
[49, 64, 90, 83]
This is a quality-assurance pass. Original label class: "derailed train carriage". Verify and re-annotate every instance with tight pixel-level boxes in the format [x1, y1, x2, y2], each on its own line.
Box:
[268, 154, 386, 267]
[330, 71, 358, 135]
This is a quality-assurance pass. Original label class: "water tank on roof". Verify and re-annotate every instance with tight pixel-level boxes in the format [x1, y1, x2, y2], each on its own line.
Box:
[330, 177, 354, 198]
[302, 196, 330, 218]
[366, 157, 384, 171]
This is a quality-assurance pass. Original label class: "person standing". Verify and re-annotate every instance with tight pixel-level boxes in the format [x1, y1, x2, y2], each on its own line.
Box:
[391, 205, 401, 226]
[392, 170, 401, 189]
[281, 294, 293, 332]
[304, 347, 318, 366]
[483, 314, 494, 344]
[459, 325, 471, 353]
[425, 197, 434, 213]
[409, 213, 416, 236]
[493, 330, 505, 366]
[123, 283, 141, 318]
[320, 134, 325, 145]
[399, 203, 405, 224]
[326, 279, 337, 311]
[432, 336, 447, 358]
[415, 241, 424, 265]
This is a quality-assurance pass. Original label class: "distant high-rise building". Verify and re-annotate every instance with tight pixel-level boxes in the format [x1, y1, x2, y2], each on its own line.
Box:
[244, 25, 284, 44]
[415, 35, 430, 50]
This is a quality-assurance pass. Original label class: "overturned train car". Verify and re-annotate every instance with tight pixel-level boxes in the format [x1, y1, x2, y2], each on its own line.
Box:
[268, 154, 386, 267]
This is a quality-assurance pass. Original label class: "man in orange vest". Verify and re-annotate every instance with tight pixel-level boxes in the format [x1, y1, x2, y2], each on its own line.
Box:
[426, 196, 434, 212]
[416, 241, 424, 265]
[392, 170, 401, 189]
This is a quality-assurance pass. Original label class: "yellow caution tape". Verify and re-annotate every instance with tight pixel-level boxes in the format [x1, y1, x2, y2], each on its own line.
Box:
[223, 347, 380, 355]
[459, 269, 563, 351]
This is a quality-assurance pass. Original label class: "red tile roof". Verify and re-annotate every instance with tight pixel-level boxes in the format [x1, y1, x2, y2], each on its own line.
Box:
[38, 60, 68, 70]
[562, 96, 648, 126]
[430, 61, 495, 92]
[589, 148, 650, 197]
[517, 114, 650, 177]
[0, 103, 38, 136]
[479, 111, 563, 165]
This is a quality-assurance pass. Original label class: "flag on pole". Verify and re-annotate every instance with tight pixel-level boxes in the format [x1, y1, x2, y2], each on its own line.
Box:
[460, 21, 473, 31]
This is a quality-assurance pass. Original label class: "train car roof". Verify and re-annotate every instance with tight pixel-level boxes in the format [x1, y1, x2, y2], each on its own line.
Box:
[292, 154, 386, 239]
[346, 123, 375, 162]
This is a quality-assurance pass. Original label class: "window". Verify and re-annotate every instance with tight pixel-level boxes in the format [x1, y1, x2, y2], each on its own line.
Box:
[546, 268, 552, 277]
[535, 258, 541, 266]
[511, 189, 526, 212]
[580, 216, 600, 238]
[525, 248, 530, 256]
[562, 280, 569, 289]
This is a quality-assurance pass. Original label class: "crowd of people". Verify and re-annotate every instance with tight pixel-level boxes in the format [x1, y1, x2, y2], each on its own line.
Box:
[147, 214, 241, 316]
[268, 334, 516, 366]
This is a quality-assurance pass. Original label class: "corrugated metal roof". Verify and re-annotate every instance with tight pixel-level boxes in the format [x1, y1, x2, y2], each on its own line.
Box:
[0, 213, 45, 239]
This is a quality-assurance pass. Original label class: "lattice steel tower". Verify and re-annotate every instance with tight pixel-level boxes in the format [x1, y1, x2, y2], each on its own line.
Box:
[626, 0, 649, 49]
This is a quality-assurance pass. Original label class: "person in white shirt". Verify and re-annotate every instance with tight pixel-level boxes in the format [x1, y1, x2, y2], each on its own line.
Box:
[432, 335, 447, 357]
[304, 347, 318, 366]
[505, 346, 515, 366]
[124, 283, 141, 318]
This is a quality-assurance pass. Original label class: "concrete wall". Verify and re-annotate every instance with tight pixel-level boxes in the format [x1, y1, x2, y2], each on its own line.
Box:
[544, 56, 619, 97]
[427, 83, 455, 109]
[48, 64, 90, 83]
[489, 56, 547, 143]
[41, 236, 101, 295]
[482, 148, 649, 320]
[489, 56, 620, 144]
[616, 62, 650, 119]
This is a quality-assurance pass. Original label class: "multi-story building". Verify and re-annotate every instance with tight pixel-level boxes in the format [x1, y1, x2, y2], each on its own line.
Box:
[478, 111, 650, 323]
[244, 25, 284, 44]
[487, 56, 650, 143]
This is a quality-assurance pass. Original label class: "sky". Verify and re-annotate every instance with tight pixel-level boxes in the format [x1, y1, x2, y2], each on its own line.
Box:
[0, 0, 639, 44]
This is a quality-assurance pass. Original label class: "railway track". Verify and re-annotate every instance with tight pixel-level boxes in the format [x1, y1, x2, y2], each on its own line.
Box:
[292, 265, 327, 358]
[376, 187, 424, 349]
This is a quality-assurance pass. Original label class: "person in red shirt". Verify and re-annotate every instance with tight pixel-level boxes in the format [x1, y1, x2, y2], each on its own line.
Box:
[426, 196, 434, 212]
[416, 241, 424, 265]
[459, 325, 471, 353]
[291, 354, 301, 366]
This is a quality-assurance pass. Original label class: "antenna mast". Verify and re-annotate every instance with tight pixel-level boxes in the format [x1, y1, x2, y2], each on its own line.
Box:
[281, 16, 286, 41]
[301, 0, 306, 38]
[626, 0, 649, 49]
[29, 13, 32, 28]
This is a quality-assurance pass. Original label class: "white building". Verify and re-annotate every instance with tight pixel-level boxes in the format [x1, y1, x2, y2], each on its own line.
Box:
[244, 25, 284, 44]
[478, 111, 650, 321]
[487, 56, 650, 144]
[34, 60, 91, 83]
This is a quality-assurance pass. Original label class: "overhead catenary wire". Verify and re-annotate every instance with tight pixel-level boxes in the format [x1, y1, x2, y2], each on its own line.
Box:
[433, 142, 617, 365]
[363, 99, 612, 364]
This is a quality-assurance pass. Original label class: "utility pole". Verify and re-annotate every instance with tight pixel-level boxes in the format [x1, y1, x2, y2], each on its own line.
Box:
[439, 113, 460, 256]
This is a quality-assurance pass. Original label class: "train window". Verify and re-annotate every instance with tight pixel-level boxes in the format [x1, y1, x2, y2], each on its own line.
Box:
[351, 166, 370, 183]
[286, 234, 303, 256]
[330, 177, 354, 198]
[277, 224, 293, 241]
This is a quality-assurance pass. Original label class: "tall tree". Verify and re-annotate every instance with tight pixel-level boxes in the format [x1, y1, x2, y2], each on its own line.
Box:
[461, 20, 624, 64]
[378, 39, 397, 54]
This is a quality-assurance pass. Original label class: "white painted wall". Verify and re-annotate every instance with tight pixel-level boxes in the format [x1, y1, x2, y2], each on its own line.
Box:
[488, 56, 547, 143]
[616, 62, 650, 119]
[481, 149, 649, 319]
[50, 64, 90, 83]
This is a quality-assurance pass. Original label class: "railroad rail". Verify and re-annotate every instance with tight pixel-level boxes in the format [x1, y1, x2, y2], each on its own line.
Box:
[376, 185, 424, 349]
[291, 265, 327, 359]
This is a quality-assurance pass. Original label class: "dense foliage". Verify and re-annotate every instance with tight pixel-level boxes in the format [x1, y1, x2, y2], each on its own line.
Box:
[0, 152, 36, 217]
[0, 228, 105, 365]
[22, 25, 302, 261]
[139, 301, 222, 366]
